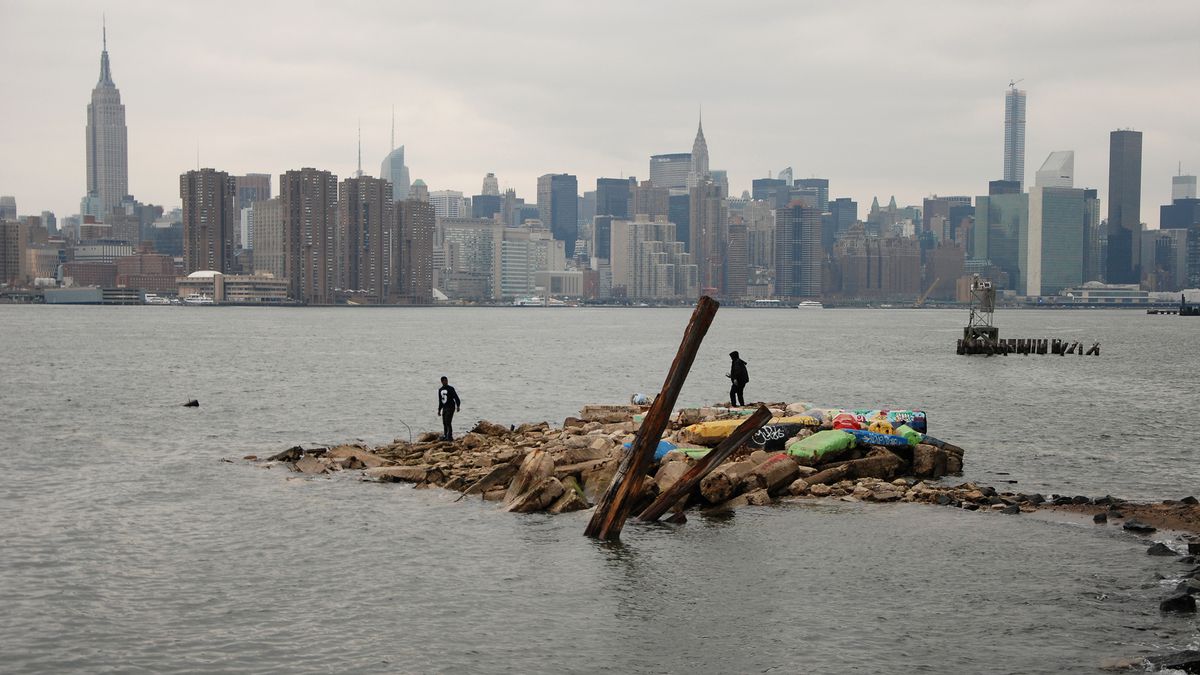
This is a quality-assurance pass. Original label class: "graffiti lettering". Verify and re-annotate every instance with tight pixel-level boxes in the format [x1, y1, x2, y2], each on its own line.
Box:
[752, 425, 788, 445]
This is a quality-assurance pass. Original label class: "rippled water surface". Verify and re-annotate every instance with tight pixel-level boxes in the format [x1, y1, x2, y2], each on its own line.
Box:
[2, 306, 1198, 673]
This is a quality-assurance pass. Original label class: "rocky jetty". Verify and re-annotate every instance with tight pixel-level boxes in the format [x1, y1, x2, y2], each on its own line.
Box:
[248, 402, 1200, 542]
[252, 402, 968, 515]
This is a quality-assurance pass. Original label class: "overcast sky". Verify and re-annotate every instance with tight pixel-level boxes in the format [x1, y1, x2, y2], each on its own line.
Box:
[2, 0, 1197, 226]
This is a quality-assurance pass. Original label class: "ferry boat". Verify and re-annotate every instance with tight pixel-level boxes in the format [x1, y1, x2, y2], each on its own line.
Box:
[181, 293, 214, 305]
[796, 300, 823, 309]
[144, 293, 172, 305]
[513, 296, 567, 307]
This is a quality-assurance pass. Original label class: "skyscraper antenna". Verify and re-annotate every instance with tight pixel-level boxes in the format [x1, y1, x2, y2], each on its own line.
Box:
[102, 14, 107, 51]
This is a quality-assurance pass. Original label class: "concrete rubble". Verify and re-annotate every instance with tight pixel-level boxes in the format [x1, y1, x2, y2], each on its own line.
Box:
[250, 401, 1200, 542]
[256, 402, 970, 516]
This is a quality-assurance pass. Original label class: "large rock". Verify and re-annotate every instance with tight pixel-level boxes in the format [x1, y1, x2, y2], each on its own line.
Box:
[582, 461, 618, 505]
[365, 465, 430, 482]
[788, 478, 809, 495]
[1160, 593, 1197, 613]
[327, 445, 389, 469]
[744, 454, 801, 495]
[505, 476, 565, 513]
[471, 420, 511, 437]
[560, 445, 609, 465]
[462, 463, 519, 496]
[912, 444, 948, 479]
[549, 476, 590, 514]
[700, 460, 757, 504]
[653, 461, 691, 495]
[1147, 650, 1200, 673]
[1148, 542, 1177, 556]
[804, 463, 850, 486]
[846, 448, 906, 481]
[294, 455, 329, 475]
[808, 483, 833, 497]
[504, 450, 555, 506]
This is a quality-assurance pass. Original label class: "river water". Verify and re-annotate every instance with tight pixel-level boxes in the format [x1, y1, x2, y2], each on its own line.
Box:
[2, 305, 1198, 673]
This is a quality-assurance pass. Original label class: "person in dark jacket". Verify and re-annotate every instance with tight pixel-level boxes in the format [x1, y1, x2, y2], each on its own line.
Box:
[437, 376, 461, 441]
[727, 351, 749, 407]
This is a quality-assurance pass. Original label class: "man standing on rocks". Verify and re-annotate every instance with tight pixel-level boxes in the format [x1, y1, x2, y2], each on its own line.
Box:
[437, 376, 461, 441]
[727, 351, 749, 407]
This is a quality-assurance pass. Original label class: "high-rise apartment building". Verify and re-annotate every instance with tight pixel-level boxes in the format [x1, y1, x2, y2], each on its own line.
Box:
[234, 174, 271, 212]
[724, 217, 748, 299]
[0, 221, 28, 286]
[828, 225, 921, 300]
[1106, 129, 1143, 284]
[338, 176, 393, 303]
[1141, 228, 1190, 292]
[252, 198, 284, 280]
[609, 216, 698, 301]
[438, 217, 503, 300]
[84, 25, 129, 219]
[180, 169, 238, 274]
[0, 196, 15, 221]
[689, 179, 728, 294]
[396, 199, 435, 304]
[649, 153, 691, 190]
[631, 180, 670, 221]
[429, 190, 467, 219]
[1003, 87, 1026, 189]
[536, 173, 579, 257]
[596, 177, 635, 219]
[774, 203, 823, 299]
[279, 168, 338, 304]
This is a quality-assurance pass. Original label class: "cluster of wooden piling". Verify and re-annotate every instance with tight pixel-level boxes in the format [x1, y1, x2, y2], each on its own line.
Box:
[957, 337, 1100, 356]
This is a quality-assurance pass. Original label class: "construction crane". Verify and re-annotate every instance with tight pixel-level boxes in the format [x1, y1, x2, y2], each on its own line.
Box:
[1008, 78, 1024, 89]
[914, 278, 940, 308]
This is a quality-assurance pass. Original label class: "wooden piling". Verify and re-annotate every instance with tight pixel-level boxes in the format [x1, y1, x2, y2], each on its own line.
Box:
[637, 405, 773, 523]
[584, 295, 720, 541]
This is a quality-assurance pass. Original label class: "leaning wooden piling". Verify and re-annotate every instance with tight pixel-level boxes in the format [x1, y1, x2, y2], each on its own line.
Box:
[584, 295, 720, 541]
[637, 405, 773, 522]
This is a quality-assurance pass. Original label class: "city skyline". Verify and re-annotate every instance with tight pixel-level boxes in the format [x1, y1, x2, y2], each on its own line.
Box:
[1, 2, 1198, 225]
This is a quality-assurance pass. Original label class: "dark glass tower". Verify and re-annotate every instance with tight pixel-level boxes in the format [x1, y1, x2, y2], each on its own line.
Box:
[1106, 129, 1143, 284]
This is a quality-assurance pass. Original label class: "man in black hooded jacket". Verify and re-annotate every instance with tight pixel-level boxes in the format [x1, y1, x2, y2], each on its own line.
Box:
[727, 351, 749, 407]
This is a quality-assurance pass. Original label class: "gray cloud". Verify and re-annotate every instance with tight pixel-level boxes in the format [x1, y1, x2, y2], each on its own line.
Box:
[1, 0, 1196, 225]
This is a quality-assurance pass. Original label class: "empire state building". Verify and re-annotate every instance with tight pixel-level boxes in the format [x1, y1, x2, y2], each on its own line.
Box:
[83, 25, 129, 219]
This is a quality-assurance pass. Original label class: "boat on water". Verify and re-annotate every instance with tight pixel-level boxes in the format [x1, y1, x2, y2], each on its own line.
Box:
[513, 296, 568, 307]
[181, 293, 214, 305]
[144, 293, 172, 305]
[796, 300, 823, 309]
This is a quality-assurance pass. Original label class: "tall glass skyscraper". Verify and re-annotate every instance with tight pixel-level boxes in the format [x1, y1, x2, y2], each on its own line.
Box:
[1003, 87, 1026, 189]
[84, 24, 129, 219]
[1106, 129, 1143, 284]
